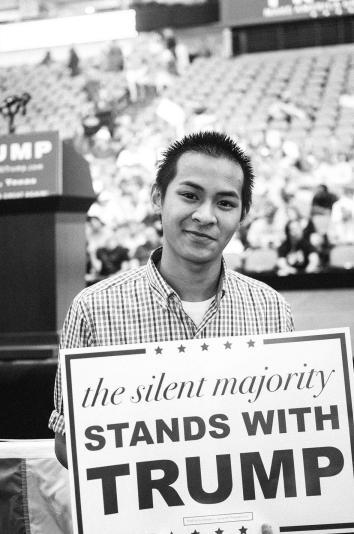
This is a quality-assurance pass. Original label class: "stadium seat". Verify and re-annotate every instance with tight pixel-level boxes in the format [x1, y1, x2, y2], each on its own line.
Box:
[330, 245, 354, 269]
[243, 248, 278, 273]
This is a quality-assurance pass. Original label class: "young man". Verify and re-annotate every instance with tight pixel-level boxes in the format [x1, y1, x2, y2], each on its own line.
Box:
[50, 131, 294, 469]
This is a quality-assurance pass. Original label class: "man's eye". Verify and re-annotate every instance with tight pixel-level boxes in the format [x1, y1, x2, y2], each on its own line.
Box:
[219, 200, 237, 209]
[181, 192, 197, 200]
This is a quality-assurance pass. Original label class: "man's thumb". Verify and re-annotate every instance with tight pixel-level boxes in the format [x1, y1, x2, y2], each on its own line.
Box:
[261, 524, 273, 534]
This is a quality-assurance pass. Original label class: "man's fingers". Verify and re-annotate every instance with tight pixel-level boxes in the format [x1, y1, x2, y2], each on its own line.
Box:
[261, 524, 273, 534]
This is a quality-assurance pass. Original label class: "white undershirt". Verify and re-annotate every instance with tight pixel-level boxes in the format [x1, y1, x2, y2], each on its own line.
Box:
[181, 296, 215, 326]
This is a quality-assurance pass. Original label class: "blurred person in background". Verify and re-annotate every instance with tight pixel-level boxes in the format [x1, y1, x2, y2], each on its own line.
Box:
[329, 182, 354, 245]
[311, 184, 338, 216]
[247, 200, 285, 249]
[105, 40, 125, 72]
[67, 47, 80, 77]
[277, 219, 324, 275]
[85, 215, 111, 278]
[96, 230, 130, 277]
[40, 50, 53, 66]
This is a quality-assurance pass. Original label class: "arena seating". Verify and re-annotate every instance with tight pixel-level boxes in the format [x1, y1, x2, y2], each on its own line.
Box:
[243, 248, 279, 274]
[2, 44, 353, 150]
[164, 46, 354, 153]
[1, 41, 354, 282]
[330, 244, 354, 269]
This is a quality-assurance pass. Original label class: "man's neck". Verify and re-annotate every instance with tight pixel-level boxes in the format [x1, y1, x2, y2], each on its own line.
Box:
[158, 254, 221, 302]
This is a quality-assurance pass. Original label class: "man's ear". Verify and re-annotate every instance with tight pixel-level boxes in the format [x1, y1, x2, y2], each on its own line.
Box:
[151, 183, 162, 213]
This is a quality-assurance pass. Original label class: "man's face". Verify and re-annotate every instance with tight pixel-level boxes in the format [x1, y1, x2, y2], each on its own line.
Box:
[154, 151, 244, 268]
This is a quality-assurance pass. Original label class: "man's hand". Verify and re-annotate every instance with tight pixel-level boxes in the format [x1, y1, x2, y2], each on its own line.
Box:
[261, 524, 274, 534]
[55, 432, 68, 469]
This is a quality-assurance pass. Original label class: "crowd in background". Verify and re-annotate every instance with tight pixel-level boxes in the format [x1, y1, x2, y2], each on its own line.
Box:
[77, 33, 354, 282]
[1, 27, 354, 281]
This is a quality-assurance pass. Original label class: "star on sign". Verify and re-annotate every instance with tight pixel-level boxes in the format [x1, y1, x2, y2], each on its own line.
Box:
[239, 526, 248, 534]
[201, 343, 209, 351]
[215, 528, 224, 534]
[155, 346, 163, 354]
[191, 530, 200, 534]
[247, 339, 255, 348]
[224, 341, 232, 349]
[178, 344, 186, 353]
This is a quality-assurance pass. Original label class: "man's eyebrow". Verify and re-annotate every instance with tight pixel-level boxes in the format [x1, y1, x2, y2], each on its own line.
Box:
[179, 180, 240, 198]
[217, 190, 240, 198]
[179, 180, 204, 191]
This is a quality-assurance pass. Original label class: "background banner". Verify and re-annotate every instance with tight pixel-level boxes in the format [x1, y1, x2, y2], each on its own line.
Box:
[0, 130, 61, 199]
[220, 0, 354, 27]
[62, 328, 354, 534]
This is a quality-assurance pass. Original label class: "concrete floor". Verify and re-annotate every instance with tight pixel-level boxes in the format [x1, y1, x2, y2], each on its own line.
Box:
[280, 288, 354, 353]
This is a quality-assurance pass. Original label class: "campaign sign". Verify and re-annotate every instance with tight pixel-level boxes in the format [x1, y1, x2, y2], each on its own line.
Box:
[0, 131, 61, 199]
[61, 328, 354, 534]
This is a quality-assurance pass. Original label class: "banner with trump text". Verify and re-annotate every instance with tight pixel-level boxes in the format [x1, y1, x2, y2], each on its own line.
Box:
[61, 328, 354, 534]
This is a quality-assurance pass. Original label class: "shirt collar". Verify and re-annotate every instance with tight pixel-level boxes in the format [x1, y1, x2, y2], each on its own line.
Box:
[216, 257, 228, 305]
[146, 248, 176, 306]
[146, 247, 227, 306]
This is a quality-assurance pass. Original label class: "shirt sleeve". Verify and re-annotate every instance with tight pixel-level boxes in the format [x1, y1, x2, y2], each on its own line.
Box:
[274, 291, 295, 333]
[285, 301, 295, 332]
[48, 296, 94, 435]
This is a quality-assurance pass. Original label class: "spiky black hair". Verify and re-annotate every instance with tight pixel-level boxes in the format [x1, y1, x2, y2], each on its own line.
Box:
[155, 130, 254, 221]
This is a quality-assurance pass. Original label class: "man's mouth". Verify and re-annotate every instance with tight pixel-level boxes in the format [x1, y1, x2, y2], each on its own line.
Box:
[185, 230, 216, 241]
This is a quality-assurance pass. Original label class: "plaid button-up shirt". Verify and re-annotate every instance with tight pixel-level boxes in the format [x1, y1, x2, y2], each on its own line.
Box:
[49, 248, 294, 434]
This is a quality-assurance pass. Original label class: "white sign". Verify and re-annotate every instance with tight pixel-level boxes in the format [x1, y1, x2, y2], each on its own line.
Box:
[62, 328, 354, 534]
[0, 10, 137, 52]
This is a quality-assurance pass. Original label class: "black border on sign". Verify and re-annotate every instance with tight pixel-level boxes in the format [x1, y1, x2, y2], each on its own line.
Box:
[64, 333, 353, 533]
[279, 522, 354, 531]
[64, 348, 146, 534]
[264, 332, 354, 532]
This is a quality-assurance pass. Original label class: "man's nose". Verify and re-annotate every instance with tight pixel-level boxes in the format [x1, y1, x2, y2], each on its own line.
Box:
[192, 202, 217, 224]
